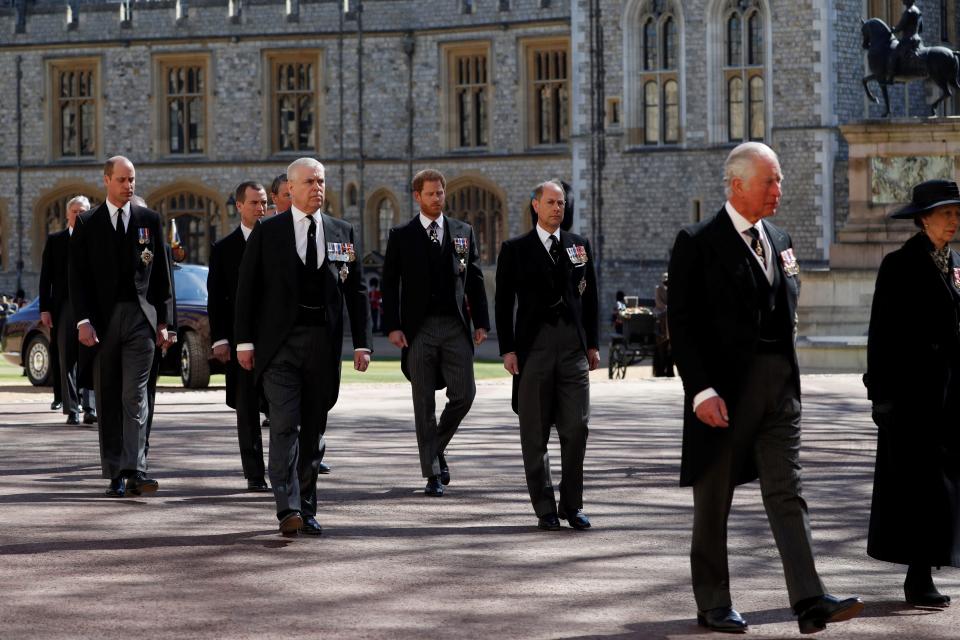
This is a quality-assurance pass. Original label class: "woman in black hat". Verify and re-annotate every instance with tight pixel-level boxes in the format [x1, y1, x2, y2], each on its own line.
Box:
[865, 178, 960, 608]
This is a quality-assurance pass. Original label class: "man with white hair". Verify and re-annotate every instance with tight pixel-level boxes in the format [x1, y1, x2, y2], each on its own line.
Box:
[39, 195, 97, 425]
[668, 142, 863, 634]
[235, 157, 372, 537]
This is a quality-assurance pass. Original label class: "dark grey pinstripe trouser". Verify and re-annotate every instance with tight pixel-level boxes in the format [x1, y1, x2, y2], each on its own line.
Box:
[408, 315, 476, 478]
[691, 352, 826, 611]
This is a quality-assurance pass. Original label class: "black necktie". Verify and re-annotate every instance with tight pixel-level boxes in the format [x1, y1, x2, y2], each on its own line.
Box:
[306, 215, 318, 270]
[548, 234, 560, 263]
[116, 209, 125, 240]
[746, 227, 765, 266]
[428, 221, 440, 245]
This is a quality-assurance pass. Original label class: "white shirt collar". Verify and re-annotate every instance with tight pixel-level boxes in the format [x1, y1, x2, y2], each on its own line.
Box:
[724, 201, 762, 236]
[106, 199, 128, 219]
[536, 223, 560, 245]
[291, 204, 321, 223]
[240, 223, 254, 241]
[419, 212, 443, 230]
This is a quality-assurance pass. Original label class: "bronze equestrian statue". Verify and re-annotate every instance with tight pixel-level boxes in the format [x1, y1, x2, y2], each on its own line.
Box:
[861, 1, 960, 117]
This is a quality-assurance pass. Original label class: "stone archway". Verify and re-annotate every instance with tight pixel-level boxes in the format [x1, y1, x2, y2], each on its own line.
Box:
[446, 178, 506, 266]
[32, 183, 103, 271]
[146, 183, 225, 266]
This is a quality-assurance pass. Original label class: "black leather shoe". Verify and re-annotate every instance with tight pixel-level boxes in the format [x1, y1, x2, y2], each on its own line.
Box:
[66, 412, 80, 425]
[83, 412, 98, 425]
[299, 516, 323, 536]
[105, 477, 125, 497]
[425, 475, 444, 497]
[559, 508, 591, 530]
[905, 580, 951, 608]
[696, 607, 748, 633]
[438, 452, 450, 485]
[318, 462, 331, 474]
[537, 513, 561, 531]
[246, 478, 269, 492]
[50, 401, 62, 411]
[279, 512, 303, 536]
[126, 472, 159, 496]
[794, 594, 864, 634]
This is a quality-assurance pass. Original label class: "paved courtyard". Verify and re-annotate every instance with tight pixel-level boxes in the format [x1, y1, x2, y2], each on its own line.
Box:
[0, 373, 957, 639]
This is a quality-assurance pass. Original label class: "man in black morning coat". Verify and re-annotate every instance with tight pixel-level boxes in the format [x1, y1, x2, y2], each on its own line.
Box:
[667, 142, 862, 634]
[495, 179, 599, 532]
[381, 168, 490, 497]
[208, 181, 271, 491]
[69, 156, 173, 498]
[39, 195, 96, 426]
[235, 157, 372, 537]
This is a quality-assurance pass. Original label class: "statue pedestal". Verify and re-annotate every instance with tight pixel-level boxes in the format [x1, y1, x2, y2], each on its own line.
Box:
[832, 118, 960, 268]
[796, 118, 960, 372]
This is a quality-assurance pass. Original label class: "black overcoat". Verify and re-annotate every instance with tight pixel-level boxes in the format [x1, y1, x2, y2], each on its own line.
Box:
[233, 210, 372, 411]
[865, 232, 960, 567]
[667, 208, 801, 487]
[380, 215, 490, 384]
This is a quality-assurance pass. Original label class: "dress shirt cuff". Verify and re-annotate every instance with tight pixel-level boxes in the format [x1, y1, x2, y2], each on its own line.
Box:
[236, 343, 254, 352]
[77, 319, 90, 329]
[692, 387, 718, 412]
[212, 339, 229, 349]
[354, 348, 371, 353]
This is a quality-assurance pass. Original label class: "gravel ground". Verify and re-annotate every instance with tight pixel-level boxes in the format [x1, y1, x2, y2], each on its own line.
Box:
[0, 373, 956, 639]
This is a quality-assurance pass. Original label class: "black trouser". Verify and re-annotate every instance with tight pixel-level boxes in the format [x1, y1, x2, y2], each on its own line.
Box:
[262, 325, 332, 520]
[516, 318, 590, 517]
[690, 353, 825, 611]
[229, 357, 266, 481]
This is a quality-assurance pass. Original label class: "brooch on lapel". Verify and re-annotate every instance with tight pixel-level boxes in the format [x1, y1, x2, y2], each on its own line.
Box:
[140, 248, 154, 265]
[779, 248, 800, 277]
[954, 267, 960, 290]
[578, 277, 587, 296]
[566, 244, 588, 265]
[453, 237, 469, 273]
[327, 242, 356, 282]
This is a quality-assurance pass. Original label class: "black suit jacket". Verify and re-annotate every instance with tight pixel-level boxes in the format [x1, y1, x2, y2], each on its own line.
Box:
[381, 214, 490, 381]
[69, 202, 172, 335]
[207, 226, 247, 408]
[495, 229, 600, 413]
[234, 210, 372, 410]
[39, 229, 71, 320]
[668, 207, 801, 487]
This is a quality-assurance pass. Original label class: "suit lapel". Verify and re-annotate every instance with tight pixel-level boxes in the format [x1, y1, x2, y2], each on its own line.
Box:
[706, 208, 758, 304]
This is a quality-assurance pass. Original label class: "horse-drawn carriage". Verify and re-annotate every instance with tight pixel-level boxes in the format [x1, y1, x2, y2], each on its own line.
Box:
[608, 297, 666, 379]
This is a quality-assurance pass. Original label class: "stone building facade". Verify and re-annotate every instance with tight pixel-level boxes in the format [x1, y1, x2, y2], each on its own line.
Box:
[1, 0, 958, 335]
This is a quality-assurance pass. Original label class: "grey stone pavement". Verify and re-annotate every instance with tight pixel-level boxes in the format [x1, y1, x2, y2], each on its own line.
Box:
[0, 372, 957, 639]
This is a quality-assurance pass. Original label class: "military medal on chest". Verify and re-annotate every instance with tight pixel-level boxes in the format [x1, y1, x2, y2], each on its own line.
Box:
[578, 276, 587, 296]
[453, 236, 469, 273]
[138, 228, 153, 264]
[566, 244, 588, 265]
[779, 248, 800, 277]
[327, 241, 356, 282]
[953, 267, 960, 290]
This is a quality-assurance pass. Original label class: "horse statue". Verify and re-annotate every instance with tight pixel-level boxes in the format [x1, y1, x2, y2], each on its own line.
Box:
[861, 18, 960, 117]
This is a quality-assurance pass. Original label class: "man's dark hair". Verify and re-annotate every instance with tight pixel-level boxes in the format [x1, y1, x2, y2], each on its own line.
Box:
[270, 174, 288, 196]
[235, 181, 265, 204]
[412, 169, 446, 194]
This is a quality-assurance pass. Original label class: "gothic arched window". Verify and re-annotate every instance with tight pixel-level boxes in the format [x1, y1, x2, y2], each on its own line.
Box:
[446, 183, 504, 265]
[721, 1, 767, 142]
[626, 1, 684, 146]
[148, 189, 223, 265]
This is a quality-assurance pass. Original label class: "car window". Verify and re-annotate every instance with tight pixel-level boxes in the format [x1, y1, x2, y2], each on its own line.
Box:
[173, 267, 208, 303]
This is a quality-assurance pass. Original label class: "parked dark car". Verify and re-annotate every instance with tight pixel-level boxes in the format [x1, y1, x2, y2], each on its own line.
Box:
[0, 263, 220, 388]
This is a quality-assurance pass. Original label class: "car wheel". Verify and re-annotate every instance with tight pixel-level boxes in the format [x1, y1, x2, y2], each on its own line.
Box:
[180, 330, 210, 389]
[24, 333, 52, 387]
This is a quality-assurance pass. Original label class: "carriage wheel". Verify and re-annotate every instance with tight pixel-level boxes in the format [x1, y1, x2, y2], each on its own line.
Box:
[608, 343, 627, 379]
